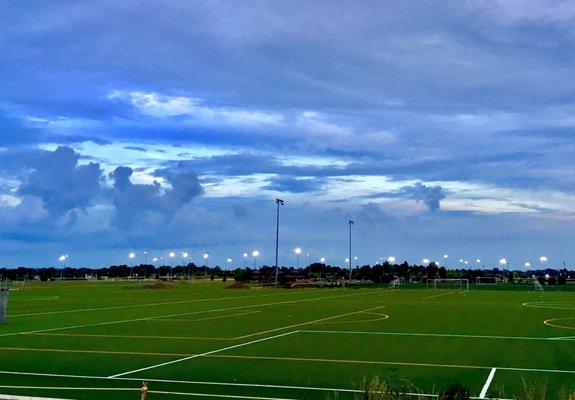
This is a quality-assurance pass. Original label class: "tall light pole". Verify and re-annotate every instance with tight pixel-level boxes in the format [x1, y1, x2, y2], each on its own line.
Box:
[203, 252, 209, 278]
[243, 253, 248, 268]
[524, 262, 531, 270]
[227, 258, 232, 270]
[129, 252, 135, 278]
[387, 256, 396, 276]
[499, 258, 508, 269]
[423, 258, 430, 279]
[294, 247, 301, 269]
[348, 220, 354, 280]
[169, 252, 175, 276]
[275, 198, 284, 286]
[252, 250, 259, 269]
[539, 256, 548, 269]
[181, 252, 189, 278]
[443, 254, 448, 268]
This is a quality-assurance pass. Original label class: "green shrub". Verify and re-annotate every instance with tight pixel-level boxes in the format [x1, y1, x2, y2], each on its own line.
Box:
[439, 383, 470, 400]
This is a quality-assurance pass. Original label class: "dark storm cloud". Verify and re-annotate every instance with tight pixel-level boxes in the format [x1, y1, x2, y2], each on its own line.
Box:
[109, 165, 203, 229]
[262, 176, 327, 193]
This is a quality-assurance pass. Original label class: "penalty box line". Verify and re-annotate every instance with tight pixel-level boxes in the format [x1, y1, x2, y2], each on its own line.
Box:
[108, 330, 300, 378]
[107, 303, 389, 378]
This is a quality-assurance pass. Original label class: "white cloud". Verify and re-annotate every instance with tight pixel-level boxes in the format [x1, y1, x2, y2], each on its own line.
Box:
[108, 90, 284, 127]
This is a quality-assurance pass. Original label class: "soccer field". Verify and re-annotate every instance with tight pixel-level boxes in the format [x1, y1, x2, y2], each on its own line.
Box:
[0, 281, 574, 399]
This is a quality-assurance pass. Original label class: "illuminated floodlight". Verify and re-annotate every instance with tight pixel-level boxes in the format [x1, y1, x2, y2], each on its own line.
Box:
[320, 257, 326, 263]
[129, 252, 135, 259]
[524, 262, 531, 268]
[387, 256, 396, 263]
[203, 253, 209, 259]
[294, 247, 302, 255]
[499, 258, 507, 266]
[422, 258, 430, 265]
[476, 259, 481, 264]
[169, 252, 175, 258]
[252, 250, 259, 258]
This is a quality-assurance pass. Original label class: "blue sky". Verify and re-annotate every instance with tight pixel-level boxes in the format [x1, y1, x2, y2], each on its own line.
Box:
[1, 0, 575, 269]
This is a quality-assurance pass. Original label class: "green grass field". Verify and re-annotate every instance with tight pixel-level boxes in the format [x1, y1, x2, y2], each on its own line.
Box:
[0, 280, 574, 399]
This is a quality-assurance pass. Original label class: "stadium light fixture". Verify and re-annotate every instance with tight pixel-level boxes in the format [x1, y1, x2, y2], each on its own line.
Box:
[443, 254, 448, 268]
[524, 262, 531, 268]
[422, 258, 430, 265]
[243, 252, 248, 268]
[499, 258, 507, 267]
[387, 256, 396, 263]
[476, 259, 481, 264]
[539, 256, 548, 269]
[320, 257, 326, 263]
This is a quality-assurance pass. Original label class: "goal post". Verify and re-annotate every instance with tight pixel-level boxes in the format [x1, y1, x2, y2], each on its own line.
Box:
[0, 288, 8, 324]
[427, 278, 469, 291]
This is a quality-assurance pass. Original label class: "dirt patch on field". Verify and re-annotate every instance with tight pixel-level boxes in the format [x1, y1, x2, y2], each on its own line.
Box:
[228, 281, 249, 289]
[135, 282, 174, 290]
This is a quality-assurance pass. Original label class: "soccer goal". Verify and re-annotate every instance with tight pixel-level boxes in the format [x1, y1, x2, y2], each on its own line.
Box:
[533, 279, 544, 291]
[476, 276, 499, 285]
[388, 277, 404, 288]
[427, 278, 469, 291]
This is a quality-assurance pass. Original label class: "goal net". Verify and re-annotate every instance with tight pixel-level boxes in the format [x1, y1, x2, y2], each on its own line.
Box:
[427, 278, 469, 291]
[533, 279, 544, 291]
[476, 276, 499, 285]
[0, 288, 8, 324]
[388, 277, 404, 288]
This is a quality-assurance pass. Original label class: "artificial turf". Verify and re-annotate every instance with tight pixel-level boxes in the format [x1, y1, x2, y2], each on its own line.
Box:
[0, 280, 574, 399]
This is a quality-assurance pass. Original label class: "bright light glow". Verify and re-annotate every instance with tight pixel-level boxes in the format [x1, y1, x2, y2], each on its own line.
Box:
[345, 258, 350, 263]
[422, 258, 430, 265]
[464, 260, 468, 265]
[443, 254, 448, 259]
[524, 262, 531, 268]
[545, 273, 550, 279]
[539, 256, 548, 263]
[387, 256, 396, 263]
[129, 252, 135, 259]
[499, 258, 507, 265]
[243, 253, 248, 258]
[320, 257, 326, 263]
[476, 259, 481, 263]
[59, 255, 66, 262]
[182, 252, 189, 258]
[252, 250, 259, 257]
[227, 258, 232, 263]
[152, 257, 158, 262]
[203, 253, 209, 259]
[294, 247, 302, 255]
[169, 252, 175, 258]
[459, 258, 464, 263]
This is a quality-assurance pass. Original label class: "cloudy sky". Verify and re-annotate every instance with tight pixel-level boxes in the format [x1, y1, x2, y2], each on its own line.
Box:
[2, 0, 575, 269]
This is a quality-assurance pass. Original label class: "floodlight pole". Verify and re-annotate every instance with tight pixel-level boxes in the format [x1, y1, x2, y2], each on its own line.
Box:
[348, 220, 354, 280]
[275, 199, 284, 286]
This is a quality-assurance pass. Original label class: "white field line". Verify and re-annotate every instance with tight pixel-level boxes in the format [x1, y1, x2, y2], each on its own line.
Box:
[301, 329, 573, 341]
[7, 291, 303, 318]
[0, 371, 514, 400]
[233, 305, 387, 340]
[0, 290, 378, 338]
[156, 310, 261, 323]
[421, 291, 457, 300]
[108, 304, 388, 378]
[108, 330, 299, 378]
[27, 332, 234, 341]
[479, 368, 497, 398]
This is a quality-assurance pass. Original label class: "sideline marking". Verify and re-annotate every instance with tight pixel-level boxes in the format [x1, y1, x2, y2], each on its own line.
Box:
[26, 332, 234, 341]
[301, 329, 571, 341]
[0, 290, 380, 338]
[0, 370, 516, 400]
[479, 368, 496, 398]
[522, 301, 575, 311]
[108, 330, 299, 378]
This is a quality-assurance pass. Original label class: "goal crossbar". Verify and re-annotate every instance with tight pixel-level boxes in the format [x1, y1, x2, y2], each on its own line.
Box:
[427, 278, 469, 291]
